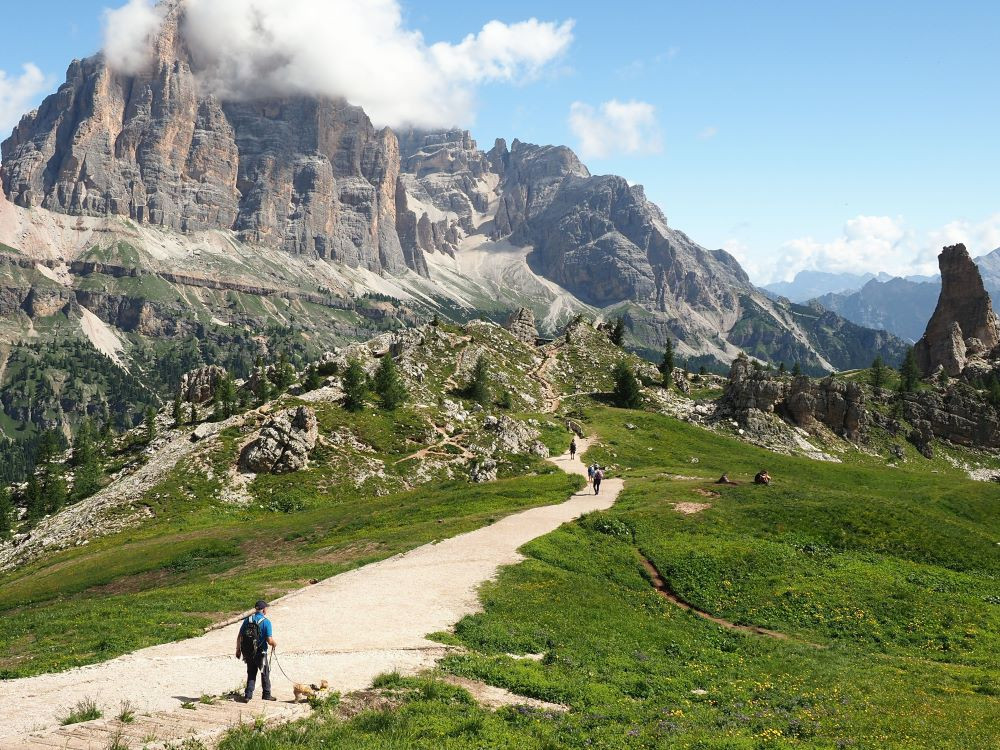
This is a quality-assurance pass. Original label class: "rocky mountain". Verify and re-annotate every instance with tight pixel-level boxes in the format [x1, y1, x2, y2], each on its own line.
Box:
[814, 277, 942, 342]
[0, 0, 907, 446]
[763, 270, 878, 303]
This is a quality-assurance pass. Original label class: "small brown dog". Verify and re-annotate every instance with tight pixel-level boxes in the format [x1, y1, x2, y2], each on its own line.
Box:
[292, 680, 329, 703]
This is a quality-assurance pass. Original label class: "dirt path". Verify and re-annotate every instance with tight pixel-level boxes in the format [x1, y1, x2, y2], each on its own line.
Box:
[528, 343, 563, 413]
[0, 439, 622, 747]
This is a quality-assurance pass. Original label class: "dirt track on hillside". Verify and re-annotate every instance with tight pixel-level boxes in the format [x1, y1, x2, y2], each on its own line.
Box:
[0, 439, 622, 744]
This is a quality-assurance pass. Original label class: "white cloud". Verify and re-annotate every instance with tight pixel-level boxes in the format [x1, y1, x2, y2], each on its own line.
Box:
[697, 125, 718, 140]
[102, 0, 168, 75]
[102, 0, 574, 129]
[741, 213, 1000, 284]
[568, 99, 662, 159]
[0, 63, 49, 135]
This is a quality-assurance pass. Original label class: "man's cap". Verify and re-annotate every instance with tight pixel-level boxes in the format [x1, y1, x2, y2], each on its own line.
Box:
[255, 600, 268, 610]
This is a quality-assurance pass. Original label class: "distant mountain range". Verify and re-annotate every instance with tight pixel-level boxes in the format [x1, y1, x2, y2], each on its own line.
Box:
[763, 269, 939, 303]
[769, 249, 1000, 342]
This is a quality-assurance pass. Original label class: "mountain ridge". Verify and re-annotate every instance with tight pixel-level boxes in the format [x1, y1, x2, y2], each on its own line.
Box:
[0, 1, 907, 400]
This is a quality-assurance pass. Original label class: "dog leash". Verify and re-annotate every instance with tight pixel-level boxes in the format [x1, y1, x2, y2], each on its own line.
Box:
[268, 648, 299, 684]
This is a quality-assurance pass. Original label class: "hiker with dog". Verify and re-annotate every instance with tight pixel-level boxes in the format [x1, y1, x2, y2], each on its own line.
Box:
[235, 599, 277, 702]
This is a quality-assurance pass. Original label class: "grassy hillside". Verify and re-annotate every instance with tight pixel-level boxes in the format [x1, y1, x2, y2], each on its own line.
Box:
[224, 404, 1000, 749]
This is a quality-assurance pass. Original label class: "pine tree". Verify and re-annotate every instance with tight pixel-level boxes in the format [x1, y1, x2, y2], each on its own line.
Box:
[792, 362, 802, 377]
[190, 402, 199, 424]
[870, 355, 886, 389]
[372, 354, 407, 410]
[899, 347, 919, 393]
[214, 374, 238, 419]
[659, 340, 675, 386]
[342, 359, 369, 412]
[987, 374, 1000, 408]
[173, 392, 184, 427]
[272, 352, 296, 392]
[464, 356, 491, 406]
[0, 486, 14, 539]
[70, 420, 95, 468]
[73, 450, 102, 501]
[25, 473, 43, 520]
[70, 420, 102, 501]
[612, 361, 642, 409]
[303, 366, 325, 392]
[145, 406, 158, 443]
[609, 317, 626, 347]
[778, 362, 787, 375]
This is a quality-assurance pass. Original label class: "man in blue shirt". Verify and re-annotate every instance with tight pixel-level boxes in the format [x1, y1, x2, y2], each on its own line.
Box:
[235, 599, 277, 702]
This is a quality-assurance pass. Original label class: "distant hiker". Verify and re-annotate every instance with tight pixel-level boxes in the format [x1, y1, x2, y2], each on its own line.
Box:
[570, 438, 577, 459]
[236, 600, 277, 702]
[593, 466, 604, 495]
[587, 464, 595, 484]
[754, 470, 771, 486]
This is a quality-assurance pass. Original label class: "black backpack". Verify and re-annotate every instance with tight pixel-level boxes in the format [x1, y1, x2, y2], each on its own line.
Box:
[239, 615, 262, 663]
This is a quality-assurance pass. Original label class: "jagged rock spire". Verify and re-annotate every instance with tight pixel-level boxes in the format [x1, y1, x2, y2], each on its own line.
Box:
[914, 243, 1000, 376]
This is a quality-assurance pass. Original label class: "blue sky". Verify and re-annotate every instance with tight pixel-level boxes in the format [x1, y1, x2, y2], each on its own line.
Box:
[2, 1, 998, 283]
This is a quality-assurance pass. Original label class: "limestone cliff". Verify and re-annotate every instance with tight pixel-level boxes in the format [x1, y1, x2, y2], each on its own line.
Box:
[0, 3, 416, 276]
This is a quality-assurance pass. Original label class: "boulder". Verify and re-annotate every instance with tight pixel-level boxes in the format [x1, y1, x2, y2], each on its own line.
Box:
[483, 414, 547, 455]
[239, 406, 319, 474]
[469, 458, 498, 483]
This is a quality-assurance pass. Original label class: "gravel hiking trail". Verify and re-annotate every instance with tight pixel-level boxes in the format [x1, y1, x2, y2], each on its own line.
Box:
[0, 438, 622, 748]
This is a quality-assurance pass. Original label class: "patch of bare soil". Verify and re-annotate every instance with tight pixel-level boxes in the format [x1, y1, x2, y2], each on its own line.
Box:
[673, 502, 712, 514]
[443, 675, 568, 713]
[335, 688, 407, 720]
[693, 488, 720, 499]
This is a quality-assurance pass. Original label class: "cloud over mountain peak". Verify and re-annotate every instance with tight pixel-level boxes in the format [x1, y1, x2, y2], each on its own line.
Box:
[103, 0, 574, 128]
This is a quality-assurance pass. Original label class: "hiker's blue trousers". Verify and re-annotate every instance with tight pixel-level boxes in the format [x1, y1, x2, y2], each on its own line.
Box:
[245, 652, 271, 698]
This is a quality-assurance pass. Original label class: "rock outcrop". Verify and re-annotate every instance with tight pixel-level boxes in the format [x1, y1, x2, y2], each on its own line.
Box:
[915, 244, 1000, 376]
[899, 386, 1000, 453]
[505, 307, 538, 345]
[179, 366, 227, 404]
[482, 414, 549, 458]
[239, 406, 319, 474]
[723, 356, 867, 440]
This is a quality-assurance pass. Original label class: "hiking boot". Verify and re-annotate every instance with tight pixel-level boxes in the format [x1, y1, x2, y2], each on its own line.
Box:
[235, 695, 249, 703]
[262, 695, 277, 701]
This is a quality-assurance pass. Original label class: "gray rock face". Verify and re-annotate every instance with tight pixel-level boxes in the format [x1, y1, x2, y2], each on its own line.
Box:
[900, 387, 1000, 452]
[179, 365, 227, 404]
[0, 4, 419, 276]
[489, 139, 746, 311]
[395, 128, 493, 259]
[723, 356, 867, 440]
[505, 307, 537, 345]
[239, 406, 319, 474]
[915, 244, 1000, 376]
